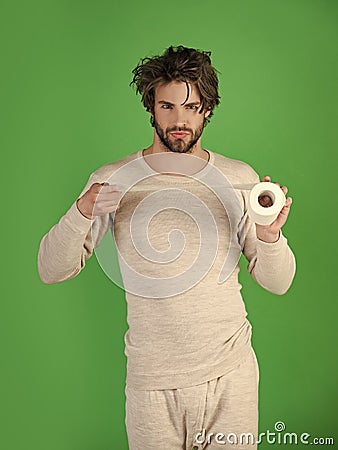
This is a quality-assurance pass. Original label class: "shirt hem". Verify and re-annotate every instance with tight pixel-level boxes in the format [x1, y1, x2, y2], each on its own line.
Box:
[125, 343, 253, 391]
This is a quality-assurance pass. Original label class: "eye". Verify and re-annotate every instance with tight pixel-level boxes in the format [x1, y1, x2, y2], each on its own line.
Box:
[161, 104, 172, 109]
[186, 105, 198, 110]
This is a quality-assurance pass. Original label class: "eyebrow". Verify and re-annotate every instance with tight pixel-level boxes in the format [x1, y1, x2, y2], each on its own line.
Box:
[158, 100, 201, 106]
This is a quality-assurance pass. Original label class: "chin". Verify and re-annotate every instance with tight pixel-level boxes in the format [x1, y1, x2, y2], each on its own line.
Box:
[169, 146, 192, 154]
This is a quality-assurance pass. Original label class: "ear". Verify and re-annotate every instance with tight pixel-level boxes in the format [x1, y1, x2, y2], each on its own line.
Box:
[204, 109, 211, 118]
[149, 110, 155, 127]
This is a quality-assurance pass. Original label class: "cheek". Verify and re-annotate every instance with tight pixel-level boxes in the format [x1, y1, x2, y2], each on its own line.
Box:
[154, 109, 166, 124]
[193, 114, 205, 128]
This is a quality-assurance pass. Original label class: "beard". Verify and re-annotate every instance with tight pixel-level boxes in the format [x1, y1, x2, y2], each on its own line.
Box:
[153, 116, 206, 154]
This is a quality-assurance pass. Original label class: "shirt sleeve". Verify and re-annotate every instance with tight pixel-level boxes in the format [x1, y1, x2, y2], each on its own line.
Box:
[241, 171, 296, 295]
[37, 173, 111, 284]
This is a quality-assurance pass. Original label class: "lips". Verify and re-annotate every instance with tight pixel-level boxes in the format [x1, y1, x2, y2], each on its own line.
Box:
[171, 132, 189, 139]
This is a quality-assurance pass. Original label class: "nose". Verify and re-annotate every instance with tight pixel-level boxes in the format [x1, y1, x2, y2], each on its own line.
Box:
[172, 108, 188, 129]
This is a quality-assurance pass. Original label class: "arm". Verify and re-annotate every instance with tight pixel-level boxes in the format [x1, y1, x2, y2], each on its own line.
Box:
[37, 174, 116, 284]
[242, 175, 296, 295]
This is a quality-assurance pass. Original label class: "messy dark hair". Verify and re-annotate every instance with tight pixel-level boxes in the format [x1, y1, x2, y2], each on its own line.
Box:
[130, 45, 221, 126]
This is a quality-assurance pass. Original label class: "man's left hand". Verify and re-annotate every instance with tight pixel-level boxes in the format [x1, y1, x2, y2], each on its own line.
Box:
[255, 175, 293, 243]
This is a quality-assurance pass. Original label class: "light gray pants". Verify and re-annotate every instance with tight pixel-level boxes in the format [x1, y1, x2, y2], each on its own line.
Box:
[125, 347, 259, 450]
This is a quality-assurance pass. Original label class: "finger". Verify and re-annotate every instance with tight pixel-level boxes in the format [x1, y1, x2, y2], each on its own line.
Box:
[95, 200, 121, 211]
[266, 196, 293, 231]
[100, 183, 120, 189]
[93, 204, 120, 215]
[99, 184, 121, 193]
[280, 204, 291, 220]
[95, 197, 121, 205]
[278, 197, 292, 216]
[96, 192, 122, 202]
[97, 188, 122, 197]
[99, 189, 121, 198]
[92, 183, 119, 195]
[271, 207, 289, 230]
[281, 185, 288, 195]
[262, 175, 271, 182]
[92, 182, 104, 193]
[285, 196, 292, 207]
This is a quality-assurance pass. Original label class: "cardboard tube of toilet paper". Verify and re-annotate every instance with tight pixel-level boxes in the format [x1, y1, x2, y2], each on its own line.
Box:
[248, 182, 286, 225]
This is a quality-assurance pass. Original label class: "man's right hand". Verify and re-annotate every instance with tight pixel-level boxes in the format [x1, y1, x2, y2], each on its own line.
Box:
[76, 183, 122, 220]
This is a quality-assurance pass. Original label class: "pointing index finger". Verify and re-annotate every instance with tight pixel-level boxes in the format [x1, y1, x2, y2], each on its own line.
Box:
[100, 183, 121, 193]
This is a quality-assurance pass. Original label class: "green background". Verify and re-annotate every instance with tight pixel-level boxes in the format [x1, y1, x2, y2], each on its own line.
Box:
[1, 0, 337, 448]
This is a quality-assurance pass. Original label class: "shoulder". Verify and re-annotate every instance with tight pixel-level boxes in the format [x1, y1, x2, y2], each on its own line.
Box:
[211, 151, 260, 184]
[89, 150, 141, 182]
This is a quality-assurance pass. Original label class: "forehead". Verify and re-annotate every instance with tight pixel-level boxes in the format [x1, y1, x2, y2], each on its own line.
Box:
[154, 81, 200, 104]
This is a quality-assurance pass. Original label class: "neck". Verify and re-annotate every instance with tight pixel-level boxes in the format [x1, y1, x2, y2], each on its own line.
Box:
[144, 134, 209, 162]
[142, 143, 210, 177]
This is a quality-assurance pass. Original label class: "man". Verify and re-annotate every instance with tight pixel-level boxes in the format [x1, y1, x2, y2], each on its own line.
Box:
[38, 45, 296, 449]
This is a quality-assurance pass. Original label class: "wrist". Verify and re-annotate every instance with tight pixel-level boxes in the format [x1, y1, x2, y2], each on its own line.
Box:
[257, 230, 280, 243]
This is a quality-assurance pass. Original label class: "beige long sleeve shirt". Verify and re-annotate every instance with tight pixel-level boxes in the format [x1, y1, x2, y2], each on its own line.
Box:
[38, 149, 296, 390]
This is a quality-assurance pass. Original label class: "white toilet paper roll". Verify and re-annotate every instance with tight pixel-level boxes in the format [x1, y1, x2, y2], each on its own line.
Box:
[248, 182, 286, 225]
